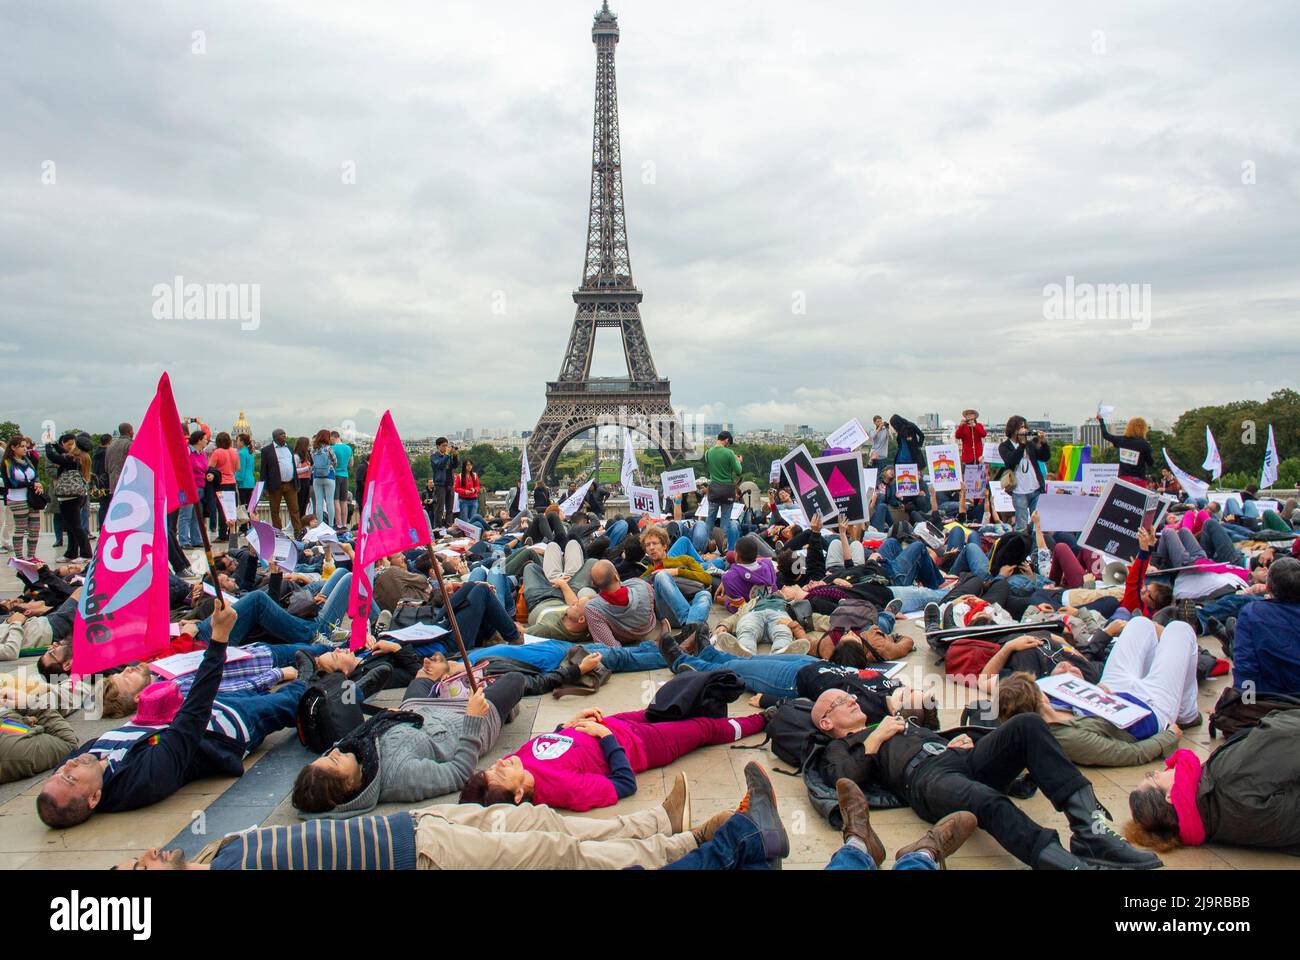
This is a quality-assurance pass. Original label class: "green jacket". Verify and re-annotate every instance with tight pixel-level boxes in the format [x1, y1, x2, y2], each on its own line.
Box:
[641, 555, 714, 588]
[0, 707, 79, 783]
[704, 445, 743, 485]
[1198, 711, 1300, 853]
[1050, 715, 1178, 767]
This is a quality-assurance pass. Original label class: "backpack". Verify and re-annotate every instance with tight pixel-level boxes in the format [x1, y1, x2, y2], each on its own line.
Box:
[311, 447, 334, 479]
[944, 638, 1003, 685]
[828, 598, 879, 634]
[295, 664, 391, 752]
[756, 697, 827, 769]
[1207, 687, 1300, 739]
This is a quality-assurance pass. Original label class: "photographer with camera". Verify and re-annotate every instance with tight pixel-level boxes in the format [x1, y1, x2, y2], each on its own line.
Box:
[998, 415, 1050, 532]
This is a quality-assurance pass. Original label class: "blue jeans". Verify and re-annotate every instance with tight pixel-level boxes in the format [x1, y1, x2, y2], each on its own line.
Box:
[945, 526, 969, 550]
[178, 504, 203, 547]
[676, 645, 813, 698]
[1012, 490, 1040, 532]
[825, 843, 938, 871]
[221, 680, 307, 752]
[468, 638, 667, 673]
[694, 498, 739, 552]
[660, 812, 771, 870]
[669, 535, 726, 571]
[460, 497, 479, 523]
[411, 582, 520, 656]
[265, 642, 332, 667]
[1198, 518, 1244, 566]
[607, 518, 629, 548]
[196, 578, 354, 645]
[877, 539, 943, 588]
[466, 566, 516, 615]
[1197, 591, 1257, 630]
[888, 586, 949, 613]
[312, 477, 336, 526]
[949, 542, 990, 578]
[653, 571, 712, 628]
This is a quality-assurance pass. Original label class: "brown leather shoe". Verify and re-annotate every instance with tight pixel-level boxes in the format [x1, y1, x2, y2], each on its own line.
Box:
[894, 811, 979, 869]
[836, 778, 885, 866]
[692, 809, 733, 844]
[662, 772, 691, 833]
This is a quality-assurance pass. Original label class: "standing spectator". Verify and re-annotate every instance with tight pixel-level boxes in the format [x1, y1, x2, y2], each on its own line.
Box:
[532, 479, 551, 513]
[209, 432, 240, 539]
[1097, 414, 1154, 488]
[330, 430, 353, 530]
[46, 433, 93, 561]
[999, 415, 1050, 533]
[429, 437, 459, 528]
[696, 430, 744, 553]
[421, 478, 439, 530]
[178, 426, 210, 548]
[234, 433, 256, 530]
[868, 415, 890, 467]
[105, 421, 133, 494]
[260, 429, 304, 536]
[954, 409, 986, 467]
[0, 437, 10, 553]
[91, 434, 112, 532]
[309, 430, 338, 526]
[293, 436, 313, 518]
[889, 415, 926, 466]
[0, 437, 43, 559]
[454, 458, 482, 526]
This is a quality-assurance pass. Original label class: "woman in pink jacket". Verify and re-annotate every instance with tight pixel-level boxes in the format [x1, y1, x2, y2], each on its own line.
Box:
[178, 420, 210, 547]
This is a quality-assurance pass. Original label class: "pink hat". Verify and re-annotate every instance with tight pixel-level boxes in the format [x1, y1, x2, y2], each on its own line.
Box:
[132, 680, 183, 726]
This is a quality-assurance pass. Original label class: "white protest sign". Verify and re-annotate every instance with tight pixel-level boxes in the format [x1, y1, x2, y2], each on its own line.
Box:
[453, 519, 481, 541]
[379, 622, 451, 643]
[694, 501, 743, 520]
[1081, 463, 1118, 496]
[777, 503, 809, 527]
[150, 645, 252, 680]
[1036, 493, 1100, 532]
[826, 417, 869, 452]
[248, 480, 264, 509]
[1097, 402, 1115, 419]
[895, 463, 921, 498]
[861, 468, 879, 494]
[558, 480, 593, 518]
[661, 467, 697, 499]
[1045, 480, 1084, 496]
[217, 490, 239, 523]
[769, 460, 781, 485]
[1254, 498, 1281, 515]
[991, 487, 1014, 515]
[924, 444, 962, 492]
[983, 441, 1004, 466]
[1038, 673, 1151, 729]
[626, 484, 661, 516]
[301, 523, 337, 544]
[7, 557, 39, 581]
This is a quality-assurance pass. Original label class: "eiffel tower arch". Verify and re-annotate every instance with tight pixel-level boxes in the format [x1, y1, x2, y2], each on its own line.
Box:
[527, 2, 690, 483]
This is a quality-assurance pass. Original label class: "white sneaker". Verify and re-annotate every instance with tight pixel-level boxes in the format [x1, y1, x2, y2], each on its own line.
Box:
[713, 631, 753, 658]
[777, 638, 811, 656]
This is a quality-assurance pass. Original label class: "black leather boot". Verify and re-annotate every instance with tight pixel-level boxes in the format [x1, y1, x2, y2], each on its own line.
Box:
[1034, 840, 1099, 870]
[1062, 785, 1162, 869]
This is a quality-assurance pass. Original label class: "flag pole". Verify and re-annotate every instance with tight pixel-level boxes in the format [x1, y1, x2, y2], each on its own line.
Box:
[193, 499, 226, 607]
[426, 545, 478, 694]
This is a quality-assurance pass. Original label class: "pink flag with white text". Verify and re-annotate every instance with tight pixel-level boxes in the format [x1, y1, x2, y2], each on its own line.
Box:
[73, 374, 193, 674]
[348, 411, 432, 649]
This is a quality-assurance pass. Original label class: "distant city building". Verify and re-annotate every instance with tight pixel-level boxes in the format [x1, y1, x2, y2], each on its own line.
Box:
[1079, 421, 1106, 449]
[232, 410, 252, 443]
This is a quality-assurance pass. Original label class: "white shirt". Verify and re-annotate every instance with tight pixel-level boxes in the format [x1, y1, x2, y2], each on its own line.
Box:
[274, 444, 293, 484]
[1014, 447, 1039, 494]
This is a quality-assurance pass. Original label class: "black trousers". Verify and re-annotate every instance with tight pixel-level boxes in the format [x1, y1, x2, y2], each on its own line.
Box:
[433, 483, 454, 527]
[57, 496, 92, 559]
[907, 713, 1088, 866]
[402, 670, 525, 721]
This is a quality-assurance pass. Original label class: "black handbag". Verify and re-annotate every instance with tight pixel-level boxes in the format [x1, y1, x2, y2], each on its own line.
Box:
[707, 482, 736, 504]
[26, 486, 50, 511]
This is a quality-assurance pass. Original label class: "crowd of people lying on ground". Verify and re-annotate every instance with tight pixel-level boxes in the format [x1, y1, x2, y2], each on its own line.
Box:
[2, 417, 1299, 870]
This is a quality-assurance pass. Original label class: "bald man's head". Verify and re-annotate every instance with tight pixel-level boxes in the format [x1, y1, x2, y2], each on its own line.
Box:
[591, 559, 619, 592]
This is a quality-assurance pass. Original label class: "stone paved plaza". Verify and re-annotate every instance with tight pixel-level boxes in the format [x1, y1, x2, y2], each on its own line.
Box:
[1, 532, 1294, 871]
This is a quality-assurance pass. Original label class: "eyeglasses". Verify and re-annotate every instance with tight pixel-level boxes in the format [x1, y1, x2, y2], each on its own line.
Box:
[827, 694, 856, 712]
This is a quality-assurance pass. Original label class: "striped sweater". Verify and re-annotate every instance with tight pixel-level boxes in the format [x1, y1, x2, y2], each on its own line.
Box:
[211, 813, 417, 870]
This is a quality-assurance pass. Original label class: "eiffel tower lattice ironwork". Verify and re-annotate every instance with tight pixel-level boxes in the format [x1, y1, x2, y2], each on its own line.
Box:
[527, 2, 688, 483]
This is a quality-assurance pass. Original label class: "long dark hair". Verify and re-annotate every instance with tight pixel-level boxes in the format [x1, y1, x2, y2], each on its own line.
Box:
[294, 437, 310, 462]
[460, 459, 476, 483]
[1124, 786, 1182, 852]
[292, 761, 359, 813]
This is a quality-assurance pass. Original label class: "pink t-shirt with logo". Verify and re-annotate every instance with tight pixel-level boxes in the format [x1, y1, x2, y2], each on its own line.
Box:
[514, 728, 618, 812]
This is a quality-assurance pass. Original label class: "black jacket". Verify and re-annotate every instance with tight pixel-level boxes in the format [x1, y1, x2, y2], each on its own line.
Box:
[71, 641, 246, 812]
[1098, 419, 1153, 480]
[824, 724, 949, 793]
[260, 442, 292, 488]
[998, 438, 1051, 494]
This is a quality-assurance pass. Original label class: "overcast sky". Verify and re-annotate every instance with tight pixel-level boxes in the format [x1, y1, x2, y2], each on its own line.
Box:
[2, 0, 1298, 442]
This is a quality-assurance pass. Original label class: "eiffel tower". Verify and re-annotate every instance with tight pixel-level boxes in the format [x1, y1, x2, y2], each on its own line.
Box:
[526, 2, 688, 482]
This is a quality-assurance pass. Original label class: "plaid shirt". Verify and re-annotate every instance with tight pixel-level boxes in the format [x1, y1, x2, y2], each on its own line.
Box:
[172, 645, 283, 697]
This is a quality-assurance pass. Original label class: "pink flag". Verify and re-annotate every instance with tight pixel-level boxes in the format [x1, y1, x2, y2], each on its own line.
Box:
[73, 374, 193, 675]
[348, 411, 432, 649]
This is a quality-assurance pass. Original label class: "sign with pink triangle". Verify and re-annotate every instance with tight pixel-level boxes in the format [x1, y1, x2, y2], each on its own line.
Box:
[779, 444, 840, 524]
[813, 451, 868, 526]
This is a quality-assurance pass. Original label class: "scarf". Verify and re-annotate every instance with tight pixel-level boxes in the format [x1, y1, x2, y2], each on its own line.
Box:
[1166, 749, 1207, 846]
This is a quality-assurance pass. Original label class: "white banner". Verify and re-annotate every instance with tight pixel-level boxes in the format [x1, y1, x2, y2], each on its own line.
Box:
[826, 417, 869, 452]
[558, 479, 592, 518]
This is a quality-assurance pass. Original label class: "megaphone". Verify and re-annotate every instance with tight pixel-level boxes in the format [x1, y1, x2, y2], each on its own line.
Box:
[1102, 561, 1129, 586]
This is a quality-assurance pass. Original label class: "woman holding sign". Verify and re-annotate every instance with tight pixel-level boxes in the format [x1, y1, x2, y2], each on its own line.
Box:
[1096, 414, 1153, 488]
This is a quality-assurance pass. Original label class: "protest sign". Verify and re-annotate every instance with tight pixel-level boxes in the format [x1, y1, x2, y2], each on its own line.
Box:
[1079, 477, 1160, 562]
[825, 417, 869, 452]
[780, 444, 840, 522]
[1038, 673, 1151, 729]
[1081, 463, 1118, 496]
[861, 467, 878, 497]
[924, 444, 962, 492]
[991, 486, 1014, 515]
[983, 441, 1004, 466]
[963, 464, 987, 499]
[894, 463, 921, 498]
[769, 460, 781, 485]
[814, 452, 868, 525]
[626, 484, 661, 516]
[217, 489, 238, 523]
[150, 645, 252, 680]
[1036, 493, 1100, 532]
[1045, 480, 1084, 496]
[777, 503, 809, 527]
[661, 467, 696, 499]
[453, 519, 481, 541]
[695, 501, 743, 520]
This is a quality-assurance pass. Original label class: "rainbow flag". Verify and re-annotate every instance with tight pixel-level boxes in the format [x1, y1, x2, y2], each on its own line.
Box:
[1056, 444, 1091, 481]
[0, 718, 33, 736]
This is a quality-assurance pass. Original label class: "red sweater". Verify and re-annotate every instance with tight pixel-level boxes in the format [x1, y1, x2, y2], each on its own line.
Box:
[454, 474, 481, 499]
[1121, 550, 1152, 616]
[954, 421, 987, 465]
